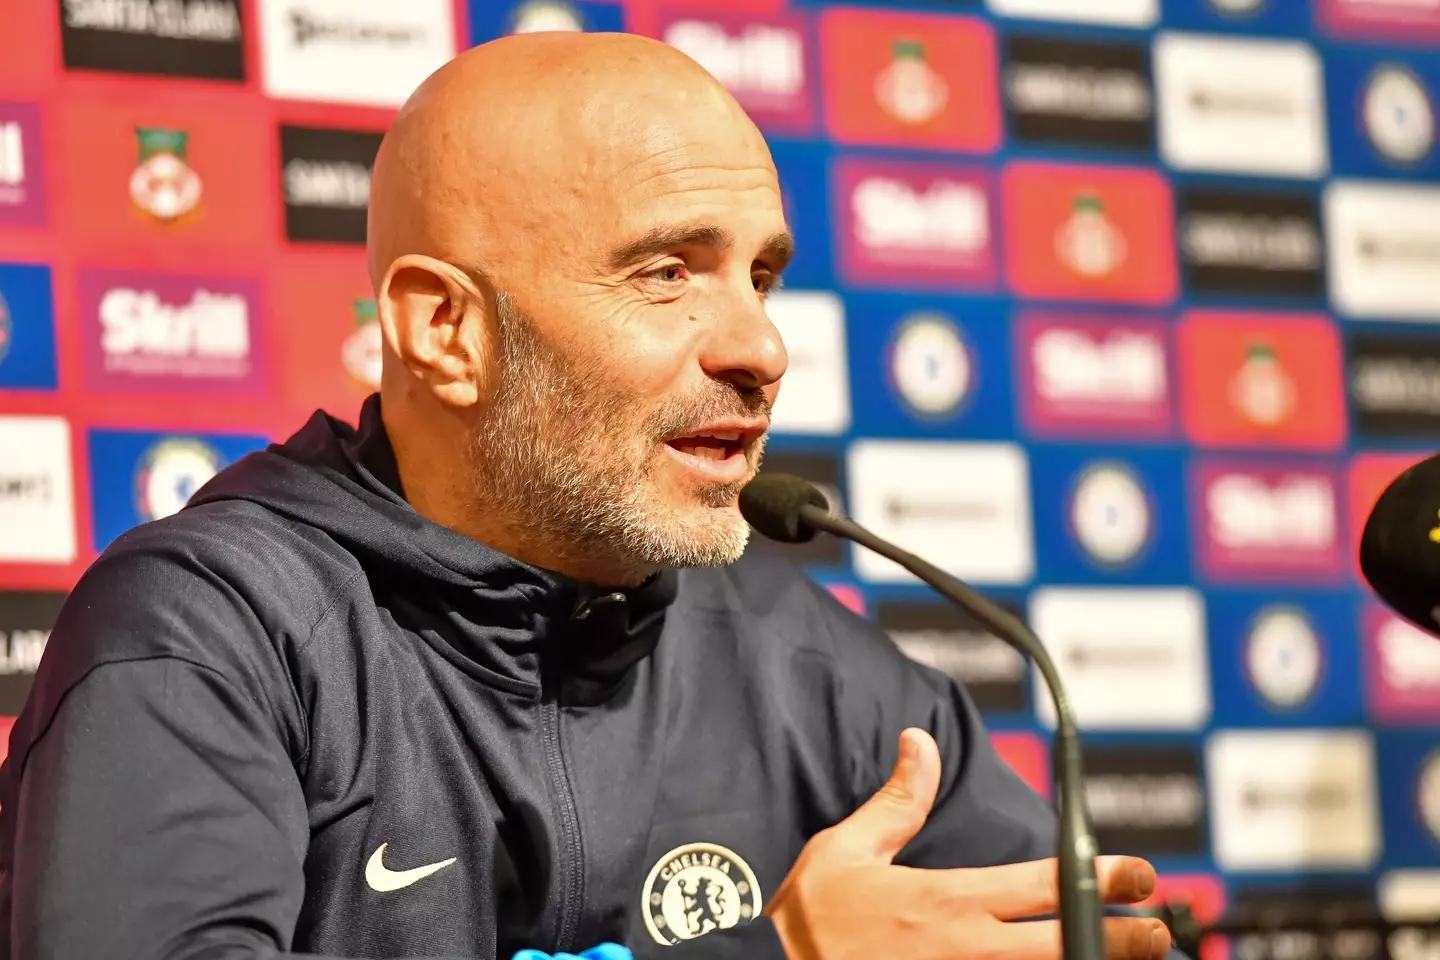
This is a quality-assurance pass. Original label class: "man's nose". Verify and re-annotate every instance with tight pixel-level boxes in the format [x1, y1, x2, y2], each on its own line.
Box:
[697, 294, 789, 391]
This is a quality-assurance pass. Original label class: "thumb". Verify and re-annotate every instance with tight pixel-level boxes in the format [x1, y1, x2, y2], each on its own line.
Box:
[831, 727, 941, 863]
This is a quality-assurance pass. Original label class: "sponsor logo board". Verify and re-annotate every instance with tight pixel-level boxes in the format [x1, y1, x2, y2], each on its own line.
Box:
[764, 291, 851, 436]
[1154, 33, 1327, 178]
[1364, 606, 1440, 725]
[1208, 730, 1381, 871]
[1028, 587, 1210, 730]
[259, 0, 456, 108]
[1327, 181, 1440, 321]
[848, 440, 1033, 585]
[657, 10, 814, 134]
[1003, 35, 1153, 151]
[878, 600, 1029, 713]
[833, 157, 997, 291]
[1191, 460, 1345, 583]
[278, 124, 384, 245]
[0, 416, 76, 564]
[1017, 315, 1173, 439]
[1178, 311, 1346, 451]
[1083, 743, 1207, 856]
[1178, 187, 1323, 299]
[1318, 0, 1440, 43]
[1002, 162, 1176, 305]
[60, 0, 245, 81]
[0, 590, 66, 715]
[985, 0, 1159, 28]
[819, 8, 1000, 152]
[1349, 333, 1440, 439]
[0, 263, 58, 391]
[0, 101, 46, 229]
[77, 268, 265, 395]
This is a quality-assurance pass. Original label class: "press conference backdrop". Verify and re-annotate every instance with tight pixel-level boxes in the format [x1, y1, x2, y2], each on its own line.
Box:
[2, 0, 1440, 951]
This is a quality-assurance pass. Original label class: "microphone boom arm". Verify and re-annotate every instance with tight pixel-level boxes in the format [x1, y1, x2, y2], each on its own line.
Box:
[798, 503, 1108, 960]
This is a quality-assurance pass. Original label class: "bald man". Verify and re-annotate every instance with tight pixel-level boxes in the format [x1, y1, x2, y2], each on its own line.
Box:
[0, 33, 1180, 960]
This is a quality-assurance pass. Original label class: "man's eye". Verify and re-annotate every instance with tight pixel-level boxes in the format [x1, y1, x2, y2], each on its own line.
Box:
[647, 264, 687, 283]
[753, 272, 783, 297]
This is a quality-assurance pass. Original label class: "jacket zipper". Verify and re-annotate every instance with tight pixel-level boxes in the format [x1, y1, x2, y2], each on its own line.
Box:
[541, 677, 585, 952]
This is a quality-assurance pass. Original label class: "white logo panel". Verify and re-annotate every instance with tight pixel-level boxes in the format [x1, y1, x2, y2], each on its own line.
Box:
[847, 440, 1032, 585]
[986, 0, 1158, 28]
[1029, 588, 1210, 730]
[1327, 180, 1440, 321]
[259, 0, 457, 108]
[765, 291, 851, 436]
[1155, 32, 1327, 178]
[0, 416, 76, 563]
[1207, 729, 1381, 872]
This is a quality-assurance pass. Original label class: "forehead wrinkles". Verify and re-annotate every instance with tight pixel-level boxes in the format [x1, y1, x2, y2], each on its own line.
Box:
[441, 73, 774, 274]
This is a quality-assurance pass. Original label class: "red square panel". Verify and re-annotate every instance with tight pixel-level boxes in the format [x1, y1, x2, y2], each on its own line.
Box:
[271, 255, 380, 425]
[1139, 873, 1228, 960]
[1179, 311, 1346, 452]
[991, 731, 1050, 802]
[53, 94, 274, 252]
[1002, 162, 1176, 305]
[0, 0, 59, 92]
[819, 8, 999, 153]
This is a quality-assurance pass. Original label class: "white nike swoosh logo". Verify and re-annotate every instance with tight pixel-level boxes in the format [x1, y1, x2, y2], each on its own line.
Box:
[364, 842, 458, 892]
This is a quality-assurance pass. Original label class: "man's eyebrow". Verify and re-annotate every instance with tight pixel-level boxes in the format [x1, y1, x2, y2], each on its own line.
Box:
[603, 225, 797, 272]
[760, 230, 795, 272]
[605, 225, 733, 271]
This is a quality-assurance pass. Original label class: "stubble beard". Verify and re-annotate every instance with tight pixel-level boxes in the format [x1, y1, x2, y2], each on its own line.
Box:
[471, 294, 768, 578]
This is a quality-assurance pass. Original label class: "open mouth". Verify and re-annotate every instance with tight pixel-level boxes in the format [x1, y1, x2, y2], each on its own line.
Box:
[666, 430, 747, 461]
[663, 424, 767, 482]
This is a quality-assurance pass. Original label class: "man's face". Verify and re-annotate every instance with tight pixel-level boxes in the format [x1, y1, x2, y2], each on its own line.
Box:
[470, 121, 791, 574]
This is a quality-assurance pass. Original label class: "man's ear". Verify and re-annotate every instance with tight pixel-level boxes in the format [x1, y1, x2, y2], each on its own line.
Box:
[376, 254, 493, 409]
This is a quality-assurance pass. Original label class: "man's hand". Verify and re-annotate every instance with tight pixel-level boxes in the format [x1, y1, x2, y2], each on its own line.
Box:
[763, 728, 1173, 960]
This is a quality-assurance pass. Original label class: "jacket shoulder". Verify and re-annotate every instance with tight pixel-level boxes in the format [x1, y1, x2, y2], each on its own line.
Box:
[28, 500, 352, 739]
[684, 548, 948, 691]
[92, 498, 364, 645]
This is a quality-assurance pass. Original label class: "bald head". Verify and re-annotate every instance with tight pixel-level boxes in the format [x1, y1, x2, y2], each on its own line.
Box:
[367, 31, 771, 291]
[368, 30, 790, 586]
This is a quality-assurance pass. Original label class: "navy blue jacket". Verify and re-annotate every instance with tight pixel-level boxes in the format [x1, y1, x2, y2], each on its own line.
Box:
[0, 397, 1064, 960]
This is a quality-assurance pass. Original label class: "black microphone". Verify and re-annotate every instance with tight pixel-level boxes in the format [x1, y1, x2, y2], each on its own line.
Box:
[1359, 452, 1440, 633]
[739, 472, 1106, 960]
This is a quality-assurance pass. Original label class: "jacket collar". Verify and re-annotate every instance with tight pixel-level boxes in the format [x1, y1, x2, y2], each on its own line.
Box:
[338, 394, 678, 703]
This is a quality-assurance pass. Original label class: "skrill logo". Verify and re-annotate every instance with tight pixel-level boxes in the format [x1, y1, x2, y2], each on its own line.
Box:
[0, 101, 46, 229]
[660, 12, 813, 131]
[1364, 606, 1440, 722]
[1193, 462, 1344, 582]
[1317, 0, 1440, 42]
[1019, 316, 1172, 438]
[78, 268, 265, 394]
[835, 156, 996, 290]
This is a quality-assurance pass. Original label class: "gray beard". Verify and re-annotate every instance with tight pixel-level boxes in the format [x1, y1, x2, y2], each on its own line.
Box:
[470, 293, 768, 576]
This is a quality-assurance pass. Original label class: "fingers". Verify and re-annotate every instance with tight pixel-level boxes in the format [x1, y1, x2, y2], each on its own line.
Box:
[828, 728, 942, 862]
[972, 916, 1172, 960]
[1097, 856, 1157, 905]
[928, 855, 1156, 921]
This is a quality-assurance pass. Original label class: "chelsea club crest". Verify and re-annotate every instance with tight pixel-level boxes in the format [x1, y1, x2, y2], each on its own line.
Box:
[641, 842, 762, 946]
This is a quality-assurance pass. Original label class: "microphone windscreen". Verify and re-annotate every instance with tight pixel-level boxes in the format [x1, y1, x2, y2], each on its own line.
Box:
[739, 473, 828, 544]
[1360, 452, 1440, 633]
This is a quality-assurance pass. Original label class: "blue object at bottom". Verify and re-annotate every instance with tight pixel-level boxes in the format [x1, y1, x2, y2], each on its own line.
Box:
[511, 944, 633, 960]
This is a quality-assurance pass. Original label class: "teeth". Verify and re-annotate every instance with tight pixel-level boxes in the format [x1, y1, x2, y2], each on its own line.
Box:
[698, 430, 742, 441]
[675, 443, 726, 460]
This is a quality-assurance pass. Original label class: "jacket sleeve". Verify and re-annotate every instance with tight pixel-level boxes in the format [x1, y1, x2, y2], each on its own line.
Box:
[4, 656, 480, 960]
